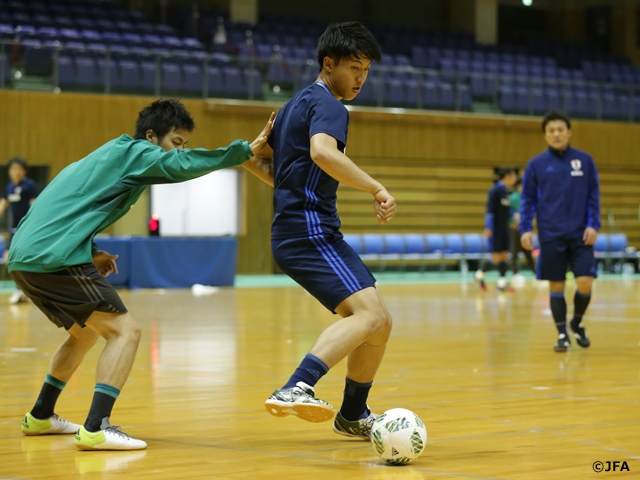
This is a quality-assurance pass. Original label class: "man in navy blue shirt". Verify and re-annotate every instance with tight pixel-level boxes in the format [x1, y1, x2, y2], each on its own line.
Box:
[257, 22, 397, 440]
[0, 157, 39, 303]
[475, 168, 517, 291]
[520, 111, 600, 352]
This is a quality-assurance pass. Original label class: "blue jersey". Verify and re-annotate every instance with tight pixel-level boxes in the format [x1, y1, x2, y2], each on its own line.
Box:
[484, 181, 511, 231]
[520, 146, 600, 242]
[5, 177, 39, 229]
[270, 82, 349, 240]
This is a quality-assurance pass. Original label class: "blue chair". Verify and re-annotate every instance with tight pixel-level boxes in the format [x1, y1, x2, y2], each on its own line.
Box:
[463, 233, 487, 261]
[75, 57, 98, 86]
[222, 66, 245, 97]
[593, 234, 609, 259]
[140, 61, 157, 91]
[56, 55, 75, 86]
[161, 62, 182, 92]
[444, 234, 464, 271]
[116, 60, 140, 89]
[424, 233, 445, 270]
[343, 234, 363, 254]
[207, 66, 223, 96]
[608, 234, 628, 260]
[182, 63, 202, 93]
[403, 234, 427, 271]
[360, 234, 385, 269]
[380, 234, 406, 271]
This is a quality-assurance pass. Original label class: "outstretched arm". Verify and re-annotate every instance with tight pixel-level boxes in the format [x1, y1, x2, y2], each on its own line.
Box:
[310, 133, 396, 223]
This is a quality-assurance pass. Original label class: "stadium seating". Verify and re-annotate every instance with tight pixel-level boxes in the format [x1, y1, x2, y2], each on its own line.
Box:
[1, 1, 640, 121]
[343, 232, 634, 273]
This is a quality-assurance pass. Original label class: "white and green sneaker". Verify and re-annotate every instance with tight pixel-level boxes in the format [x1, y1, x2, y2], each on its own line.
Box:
[75, 419, 147, 451]
[21, 412, 81, 436]
[265, 381, 335, 423]
[333, 410, 378, 440]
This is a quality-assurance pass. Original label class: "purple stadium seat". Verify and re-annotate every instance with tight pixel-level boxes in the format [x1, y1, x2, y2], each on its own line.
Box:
[75, 56, 98, 86]
[161, 62, 182, 91]
[207, 65, 223, 96]
[514, 86, 529, 113]
[439, 82, 455, 109]
[458, 84, 472, 110]
[182, 63, 202, 93]
[244, 68, 263, 99]
[222, 66, 245, 96]
[500, 86, 515, 113]
[56, 55, 74, 86]
[140, 60, 157, 91]
[116, 59, 140, 89]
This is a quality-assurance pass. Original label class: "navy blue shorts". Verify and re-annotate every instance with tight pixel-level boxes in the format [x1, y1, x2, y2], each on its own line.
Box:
[489, 229, 510, 253]
[537, 238, 597, 281]
[272, 233, 376, 313]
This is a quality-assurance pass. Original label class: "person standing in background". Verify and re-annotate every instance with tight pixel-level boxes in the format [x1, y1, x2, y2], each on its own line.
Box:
[0, 157, 39, 304]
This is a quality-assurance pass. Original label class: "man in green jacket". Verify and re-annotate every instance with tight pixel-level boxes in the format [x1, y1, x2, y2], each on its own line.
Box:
[10, 99, 273, 451]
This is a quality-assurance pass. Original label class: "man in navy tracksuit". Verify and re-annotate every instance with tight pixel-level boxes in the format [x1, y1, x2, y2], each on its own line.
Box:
[520, 111, 600, 352]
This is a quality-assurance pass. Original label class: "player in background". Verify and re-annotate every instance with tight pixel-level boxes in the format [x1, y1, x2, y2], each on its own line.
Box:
[475, 168, 517, 291]
[0, 157, 39, 304]
[252, 22, 396, 441]
[509, 178, 536, 284]
[10, 99, 274, 450]
[520, 110, 600, 352]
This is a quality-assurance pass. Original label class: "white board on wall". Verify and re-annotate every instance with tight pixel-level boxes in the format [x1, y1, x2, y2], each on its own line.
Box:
[150, 169, 240, 236]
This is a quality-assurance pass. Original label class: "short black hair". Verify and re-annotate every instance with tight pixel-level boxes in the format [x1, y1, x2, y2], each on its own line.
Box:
[515, 178, 522, 188]
[8, 157, 27, 170]
[497, 167, 516, 180]
[542, 110, 571, 132]
[134, 99, 195, 141]
[317, 22, 382, 69]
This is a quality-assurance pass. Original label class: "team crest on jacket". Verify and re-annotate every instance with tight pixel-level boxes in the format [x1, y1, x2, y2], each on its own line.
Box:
[570, 159, 584, 176]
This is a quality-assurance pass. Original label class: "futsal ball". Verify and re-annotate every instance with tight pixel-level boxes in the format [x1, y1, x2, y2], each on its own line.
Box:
[370, 408, 427, 465]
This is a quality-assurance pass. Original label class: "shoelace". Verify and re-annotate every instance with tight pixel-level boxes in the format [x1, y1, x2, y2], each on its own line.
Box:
[50, 414, 68, 424]
[105, 425, 131, 440]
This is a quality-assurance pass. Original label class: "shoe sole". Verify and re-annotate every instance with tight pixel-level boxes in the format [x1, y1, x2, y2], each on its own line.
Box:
[76, 443, 147, 451]
[554, 345, 570, 352]
[265, 400, 335, 423]
[332, 424, 369, 440]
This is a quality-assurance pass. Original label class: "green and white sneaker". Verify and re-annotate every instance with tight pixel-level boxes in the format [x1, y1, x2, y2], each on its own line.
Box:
[333, 410, 378, 440]
[265, 381, 335, 423]
[75, 419, 147, 451]
[22, 412, 81, 436]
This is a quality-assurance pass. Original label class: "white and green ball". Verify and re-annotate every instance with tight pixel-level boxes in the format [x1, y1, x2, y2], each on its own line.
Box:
[370, 408, 427, 465]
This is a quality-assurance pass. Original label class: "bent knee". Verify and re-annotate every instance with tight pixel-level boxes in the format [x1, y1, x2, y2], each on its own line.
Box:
[364, 310, 393, 336]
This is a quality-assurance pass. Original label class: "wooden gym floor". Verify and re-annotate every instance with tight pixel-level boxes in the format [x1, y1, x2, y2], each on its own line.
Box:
[1, 276, 639, 479]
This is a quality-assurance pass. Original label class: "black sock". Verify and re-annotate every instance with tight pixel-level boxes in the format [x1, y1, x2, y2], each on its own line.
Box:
[573, 290, 592, 325]
[481, 261, 493, 273]
[550, 292, 567, 335]
[84, 384, 120, 432]
[283, 354, 328, 389]
[31, 374, 66, 419]
[339, 377, 372, 421]
[498, 261, 508, 278]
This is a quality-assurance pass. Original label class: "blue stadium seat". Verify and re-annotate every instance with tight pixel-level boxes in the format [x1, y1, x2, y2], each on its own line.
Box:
[182, 63, 202, 93]
[75, 56, 98, 86]
[140, 61, 157, 91]
[343, 234, 363, 254]
[222, 66, 245, 97]
[360, 234, 385, 268]
[56, 55, 74, 86]
[116, 60, 140, 89]
[161, 62, 182, 92]
[207, 66, 223, 96]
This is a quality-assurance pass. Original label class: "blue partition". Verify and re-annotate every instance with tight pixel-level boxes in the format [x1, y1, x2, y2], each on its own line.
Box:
[93, 236, 237, 289]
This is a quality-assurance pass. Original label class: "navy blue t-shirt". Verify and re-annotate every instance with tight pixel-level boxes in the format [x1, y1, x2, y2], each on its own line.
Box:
[5, 177, 39, 229]
[270, 83, 349, 240]
[484, 181, 511, 231]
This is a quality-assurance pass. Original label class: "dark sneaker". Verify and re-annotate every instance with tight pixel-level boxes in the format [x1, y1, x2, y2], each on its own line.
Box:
[333, 410, 378, 440]
[265, 381, 334, 423]
[570, 319, 590, 348]
[553, 333, 571, 352]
